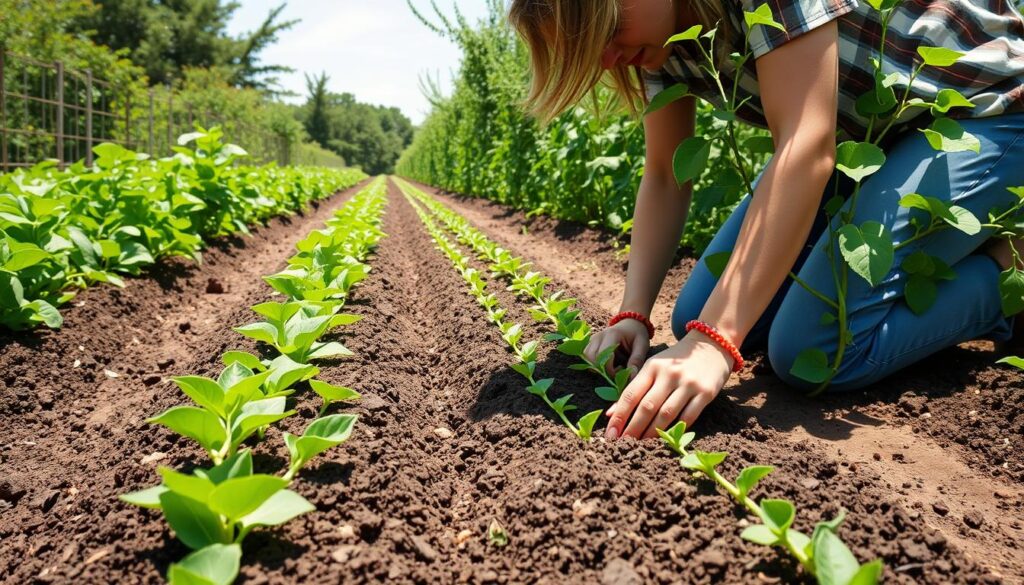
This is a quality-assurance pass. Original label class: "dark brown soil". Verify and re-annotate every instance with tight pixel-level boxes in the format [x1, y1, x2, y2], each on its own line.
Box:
[0, 179, 1011, 584]
[418, 181, 1024, 582]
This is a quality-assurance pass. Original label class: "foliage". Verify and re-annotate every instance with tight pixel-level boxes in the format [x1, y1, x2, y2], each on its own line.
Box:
[396, 0, 770, 255]
[299, 77, 414, 175]
[660, 422, 883, 584]
[122, 177, 388, 583]
[0, 127, 365, 331]
[70, 0, 298, 91]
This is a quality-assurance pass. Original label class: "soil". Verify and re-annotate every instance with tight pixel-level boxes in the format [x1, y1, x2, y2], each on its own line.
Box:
[0, 178, 1017, 584]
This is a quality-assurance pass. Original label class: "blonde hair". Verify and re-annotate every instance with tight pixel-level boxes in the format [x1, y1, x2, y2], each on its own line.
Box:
[508, 0, 730, 124]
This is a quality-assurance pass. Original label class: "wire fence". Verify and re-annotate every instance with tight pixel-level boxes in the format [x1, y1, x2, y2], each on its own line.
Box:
[0, 47, 291, 172]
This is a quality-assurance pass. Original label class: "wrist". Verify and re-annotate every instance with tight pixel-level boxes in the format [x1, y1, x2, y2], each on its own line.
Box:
[609, 311, 655, 338]
[684, 320, 744, 373]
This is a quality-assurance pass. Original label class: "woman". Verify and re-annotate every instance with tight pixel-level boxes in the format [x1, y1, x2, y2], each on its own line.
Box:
[508, 0, 1024, 439]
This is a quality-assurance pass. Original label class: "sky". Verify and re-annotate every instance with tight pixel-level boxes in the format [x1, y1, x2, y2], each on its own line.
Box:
[227, 0, 496, 125]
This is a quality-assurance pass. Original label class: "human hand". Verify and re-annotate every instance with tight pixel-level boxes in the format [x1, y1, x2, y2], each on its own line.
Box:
[604, 330, 734, 440]
[582, 318, 650, 379]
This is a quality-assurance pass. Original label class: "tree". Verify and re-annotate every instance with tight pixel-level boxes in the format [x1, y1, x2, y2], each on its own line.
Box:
[304, 72, 333, 150]
[72, 0, 297, 91]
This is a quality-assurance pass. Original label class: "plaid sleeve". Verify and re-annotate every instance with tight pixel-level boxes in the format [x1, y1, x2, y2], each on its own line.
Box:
[740, 0, 859, 59]
[641, 67, 671, 102]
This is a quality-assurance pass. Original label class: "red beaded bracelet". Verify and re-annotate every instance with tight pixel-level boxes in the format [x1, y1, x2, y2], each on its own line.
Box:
[609, 311, 655, 338]
[685, 320, 745, 373]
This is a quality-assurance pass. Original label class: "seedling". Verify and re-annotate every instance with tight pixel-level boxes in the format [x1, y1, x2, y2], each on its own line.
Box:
[233, 300, 359, 364]
[659, 423, 883, 583]
[488, 519, 509, 547]
[167, 544, 241, 585]
[149, 361, 294, 464]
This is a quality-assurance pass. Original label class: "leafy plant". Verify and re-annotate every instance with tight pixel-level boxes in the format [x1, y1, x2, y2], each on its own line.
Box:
[659, 423, 883, 584]
[233, 300, 359, 364]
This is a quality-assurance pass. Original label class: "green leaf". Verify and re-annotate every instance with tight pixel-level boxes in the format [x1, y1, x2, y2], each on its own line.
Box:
[759, 499, 796, 534]
[307, 341, 354, 360]
[744, 3, 785, 31]
[812, 528, 862, 585]
[148, 407, 227, 453]
[743, 135, 775, 155]
[820, 312, 837, 326]
[203, 451, 254, 484]
[790, 348, 832, 384]
[3, 246, 48, 271]
[120, 485, 169, 509]
[645, 83, 689, 116]
[945, 206, 981, 235]
[595, 386, 620, 401]
[917, 46, 965, 67]
[837, 221, 894, 286]
[920, 117, 980, 153]
[238, 489, 315, 530]
[233, 322, 279, 346]
[835, 141, 886, 183]
[575, 410, 603, 440]
[159, 467, 216, 502]
[999, 268, 1024, 316]
[290, 414, 359, 466]
[672, 137, 711, 187]
[741, 524, 779, 546]
[167, 544, 241, 585]
[159, 491, 228, 550]
[664, 24, 702, 45]
[931, 88, 974, 115]
[221, 351, 266, 372]
[510, 361, 536, 379]
[527, 378, 555, 396]
[310, 379, 361, 408]
[996, 356, 1024, 370]
[207, 475, 288, 523]
[230, 397, 293, 448]
[704, 250, 732, 279]
[736, 465, 774, 498]
[173, 376, 226, 417]
[904, 274, 937, 315]
[557, 338, 588, 357]
[847, 560, 884, 585]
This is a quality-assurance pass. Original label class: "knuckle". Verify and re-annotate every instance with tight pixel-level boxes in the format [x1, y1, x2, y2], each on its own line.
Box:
[639, 399, 659, 414]
[659, 405, 677, 420]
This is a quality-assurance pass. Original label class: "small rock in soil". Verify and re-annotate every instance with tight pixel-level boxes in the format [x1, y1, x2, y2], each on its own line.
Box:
[38, 490, 60, 513]
[932, 501, 950, 516]
[205, 278, 225, 294]
[178, 321, 191, 333]
[433, 427, 453, 439]
[157, 358, 175, 370]
[602, 558, 642, 585]
[331, 545, 357, 563]
[0, 481, 27, 505]
[408, 533, 438, 563]
[338, 525, 356, 539]
[478, 569, 500, 584]
[873, 452, 882, 461]
[963, 511, 985, 529]
[143, 375, 161, 386]
[892, 452, 905, 461]
[800, 478, 821, 490]
[698, 549, 727, 569]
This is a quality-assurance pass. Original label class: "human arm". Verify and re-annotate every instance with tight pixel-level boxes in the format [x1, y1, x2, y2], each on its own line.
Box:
[584, 93, 697, 373]
[606, 20, 842, 439]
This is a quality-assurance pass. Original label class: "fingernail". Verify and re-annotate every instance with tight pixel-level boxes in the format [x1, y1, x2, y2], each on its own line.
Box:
[605, 426, 619, 440]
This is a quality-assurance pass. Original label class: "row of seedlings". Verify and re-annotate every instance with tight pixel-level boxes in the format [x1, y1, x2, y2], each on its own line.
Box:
[119, 176, 389, 584]
[397, 179, 629, 401]
[398, 179, 884, 584]
[0, 126, 367, 331]
[397, 180, 603, 439]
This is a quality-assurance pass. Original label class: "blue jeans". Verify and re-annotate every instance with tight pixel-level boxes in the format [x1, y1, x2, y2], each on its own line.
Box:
[672, 113, 1024, 391]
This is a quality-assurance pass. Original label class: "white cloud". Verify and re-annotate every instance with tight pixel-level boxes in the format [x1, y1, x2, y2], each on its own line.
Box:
[228, 0, 496, 124]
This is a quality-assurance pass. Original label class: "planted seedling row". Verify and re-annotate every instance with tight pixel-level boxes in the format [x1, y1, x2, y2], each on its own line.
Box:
[119, 176, 389, 584]
[398, 181, 603, 439]
[0, 125, 367, 331]
[397, 180, 630, 401]
[400, 179, 885, 584]
[658, 423, 883, 584]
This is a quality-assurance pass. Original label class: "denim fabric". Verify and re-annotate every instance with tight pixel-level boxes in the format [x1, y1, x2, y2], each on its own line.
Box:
[671, 113, 1024, 391]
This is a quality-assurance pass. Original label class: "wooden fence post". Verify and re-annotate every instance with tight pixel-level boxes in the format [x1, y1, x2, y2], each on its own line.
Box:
[148, 89, 154, 155]
[1, 47, 7, 172]
[56, 61, 65, 170]
[85, 69, 93, 167]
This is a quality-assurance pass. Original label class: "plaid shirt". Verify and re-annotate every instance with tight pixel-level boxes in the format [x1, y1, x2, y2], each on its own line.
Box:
[642, 0, 1024, 143]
